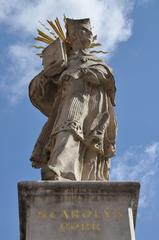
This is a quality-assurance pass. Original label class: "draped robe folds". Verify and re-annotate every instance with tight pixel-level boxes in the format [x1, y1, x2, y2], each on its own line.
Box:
[29, 51, 117, 181]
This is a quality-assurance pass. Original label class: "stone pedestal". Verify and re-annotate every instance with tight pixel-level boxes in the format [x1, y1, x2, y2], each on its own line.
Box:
[18, 181, 140, 240]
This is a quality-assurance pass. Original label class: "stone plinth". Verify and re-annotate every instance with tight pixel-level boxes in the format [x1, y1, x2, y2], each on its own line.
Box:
[18, 181, 140, 240]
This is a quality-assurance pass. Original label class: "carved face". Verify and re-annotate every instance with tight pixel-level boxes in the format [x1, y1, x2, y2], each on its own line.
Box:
[66, 18, 93, 50]
[76, 25, 93, 49]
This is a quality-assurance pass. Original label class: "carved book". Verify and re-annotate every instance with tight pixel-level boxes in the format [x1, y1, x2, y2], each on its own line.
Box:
[42, 38, 67, 76]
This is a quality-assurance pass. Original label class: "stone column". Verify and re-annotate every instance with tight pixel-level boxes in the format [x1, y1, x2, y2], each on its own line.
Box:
[18, 181, 140, 240]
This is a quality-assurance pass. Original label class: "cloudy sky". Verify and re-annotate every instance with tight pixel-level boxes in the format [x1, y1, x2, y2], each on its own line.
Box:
[0, 0, 159, 239]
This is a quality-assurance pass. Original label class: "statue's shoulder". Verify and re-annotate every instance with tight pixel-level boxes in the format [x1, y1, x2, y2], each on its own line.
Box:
[29, 71, 59, 117]
[86, 54, 114, 77]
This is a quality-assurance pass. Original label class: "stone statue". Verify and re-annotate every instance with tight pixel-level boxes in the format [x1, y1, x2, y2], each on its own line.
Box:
[29, 18, 117, 181]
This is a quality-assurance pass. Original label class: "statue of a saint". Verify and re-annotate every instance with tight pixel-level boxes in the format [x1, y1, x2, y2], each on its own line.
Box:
[29, 18, 117, 181]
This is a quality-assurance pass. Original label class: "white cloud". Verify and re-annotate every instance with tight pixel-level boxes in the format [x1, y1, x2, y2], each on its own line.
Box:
[0, 0, 134, 49]
[111, 143, 159, 209]
[0, 0, 17, 21]
[0, 44, 40, 103]
[0, 0, 151, 102]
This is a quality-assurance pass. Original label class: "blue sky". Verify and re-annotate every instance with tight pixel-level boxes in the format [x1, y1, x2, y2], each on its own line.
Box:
[0, 0, 159, 239]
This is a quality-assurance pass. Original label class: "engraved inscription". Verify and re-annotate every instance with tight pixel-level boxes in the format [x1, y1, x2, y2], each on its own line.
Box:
[36, 208, 124, 232]
[59, 223, 101, 232]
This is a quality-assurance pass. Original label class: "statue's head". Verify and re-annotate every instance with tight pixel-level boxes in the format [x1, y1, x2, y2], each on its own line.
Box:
[66, 18, 93, 50]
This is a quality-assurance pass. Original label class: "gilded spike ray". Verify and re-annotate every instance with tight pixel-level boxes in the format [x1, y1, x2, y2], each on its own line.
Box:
[37, 29, 54, 42]
[55, 17, 66, 40]
[47, 20, 65, 41]
[33, 16, 109, 57]
[34, 37, 53, 45]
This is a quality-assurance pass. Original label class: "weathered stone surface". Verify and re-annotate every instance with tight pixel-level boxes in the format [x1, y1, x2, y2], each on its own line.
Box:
[29, 17, 117, 181]
[42, 38, 68, 77]
[18, 181, 140, 240]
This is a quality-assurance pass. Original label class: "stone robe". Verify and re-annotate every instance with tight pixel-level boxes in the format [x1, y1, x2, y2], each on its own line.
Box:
[29, 50, 117, 181]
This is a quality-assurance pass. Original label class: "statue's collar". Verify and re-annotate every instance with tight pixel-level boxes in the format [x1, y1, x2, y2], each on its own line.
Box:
[69, 49, 92, 57]
[68, 49, 103, 64]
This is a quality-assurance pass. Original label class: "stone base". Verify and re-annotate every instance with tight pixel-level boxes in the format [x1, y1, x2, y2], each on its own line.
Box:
[18, 181, 140, 240]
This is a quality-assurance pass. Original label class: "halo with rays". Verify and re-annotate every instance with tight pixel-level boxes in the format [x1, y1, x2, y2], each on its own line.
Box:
[33, 16, 105, 57]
